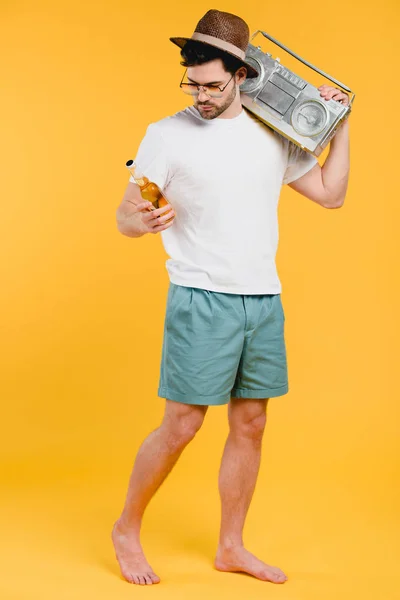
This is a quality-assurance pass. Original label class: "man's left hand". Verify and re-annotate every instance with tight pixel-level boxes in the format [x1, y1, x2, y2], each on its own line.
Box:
[318, 84, 349, 107]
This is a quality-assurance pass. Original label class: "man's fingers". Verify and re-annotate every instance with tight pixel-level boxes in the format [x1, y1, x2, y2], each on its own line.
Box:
[136, 201, 154, 212]
[136, 200, 175, 234]
[319, 85, 349, 105]
[337, 93, 349, 105]
[141, 204, 173, 220]
[159, 211, 175, 223]
[143, 209, 174, 226]
[327, 91, 349, 105]
[150, 219, 175, 234]
[152, 211, 175, 228]
[148, 204, 173, 218]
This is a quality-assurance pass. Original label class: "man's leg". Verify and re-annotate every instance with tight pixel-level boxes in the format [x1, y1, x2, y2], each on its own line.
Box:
[215, 398, 287, 584]
[112, 400, 208, 585]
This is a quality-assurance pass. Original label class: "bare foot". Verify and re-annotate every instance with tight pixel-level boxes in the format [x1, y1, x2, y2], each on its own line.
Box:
[215, 545, 288, 584]
[111, 520, 160, 585]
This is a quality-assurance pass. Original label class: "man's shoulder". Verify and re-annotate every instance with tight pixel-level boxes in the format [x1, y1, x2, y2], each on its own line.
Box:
[149, 107, 199, 137]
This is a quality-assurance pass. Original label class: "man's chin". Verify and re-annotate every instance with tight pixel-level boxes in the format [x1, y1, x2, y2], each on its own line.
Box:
[196, 105, 217, 119]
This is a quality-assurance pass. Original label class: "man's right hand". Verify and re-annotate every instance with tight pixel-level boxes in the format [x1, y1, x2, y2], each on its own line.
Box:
[116, 181, 175, 238]
[139, 202, 175, 235]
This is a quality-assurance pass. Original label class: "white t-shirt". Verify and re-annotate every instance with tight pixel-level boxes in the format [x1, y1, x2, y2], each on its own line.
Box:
[130, 106, 317, 294]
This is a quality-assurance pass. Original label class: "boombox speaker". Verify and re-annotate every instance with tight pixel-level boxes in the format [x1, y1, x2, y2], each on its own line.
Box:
[240, 31, 355, 156]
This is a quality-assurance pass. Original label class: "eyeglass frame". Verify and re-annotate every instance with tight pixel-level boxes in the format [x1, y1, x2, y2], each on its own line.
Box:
[179, 69, 236, 98]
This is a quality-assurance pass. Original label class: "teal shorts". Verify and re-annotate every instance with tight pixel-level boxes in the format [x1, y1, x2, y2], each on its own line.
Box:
[158, 284, 289, 406]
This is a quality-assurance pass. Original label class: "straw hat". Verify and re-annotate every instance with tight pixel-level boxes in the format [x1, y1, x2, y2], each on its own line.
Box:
[170, 9, 259, 79]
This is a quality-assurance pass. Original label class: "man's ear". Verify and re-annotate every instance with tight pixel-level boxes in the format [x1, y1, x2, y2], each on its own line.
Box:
[235, 67, 248, 86]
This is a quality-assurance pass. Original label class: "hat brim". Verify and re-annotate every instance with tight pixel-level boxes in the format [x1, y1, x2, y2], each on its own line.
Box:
[170, 36, 259, 79]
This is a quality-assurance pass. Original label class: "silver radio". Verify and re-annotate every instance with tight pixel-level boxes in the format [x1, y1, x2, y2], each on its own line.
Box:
[240, 31, 355, 156]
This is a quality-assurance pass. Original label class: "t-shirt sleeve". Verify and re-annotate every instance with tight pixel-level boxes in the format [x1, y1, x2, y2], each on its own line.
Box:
[129, 123, 171, 191]
[282, 140, 318, 185]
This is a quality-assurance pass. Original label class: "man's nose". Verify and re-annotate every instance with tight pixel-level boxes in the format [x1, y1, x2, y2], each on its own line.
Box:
[197, 88, 209, 102]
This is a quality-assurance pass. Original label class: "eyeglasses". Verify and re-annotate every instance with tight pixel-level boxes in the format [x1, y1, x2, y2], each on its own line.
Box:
[179, 69, 235, 98]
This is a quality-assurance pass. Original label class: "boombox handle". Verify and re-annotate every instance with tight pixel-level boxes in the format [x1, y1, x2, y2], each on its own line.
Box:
[251, 31, 355, 106]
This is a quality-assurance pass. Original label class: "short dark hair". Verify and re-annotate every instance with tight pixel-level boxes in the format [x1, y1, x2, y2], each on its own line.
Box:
[180, 40, 245, 76]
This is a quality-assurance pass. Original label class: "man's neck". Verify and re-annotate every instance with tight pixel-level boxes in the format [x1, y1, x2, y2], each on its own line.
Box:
[217, 98, 243, 120]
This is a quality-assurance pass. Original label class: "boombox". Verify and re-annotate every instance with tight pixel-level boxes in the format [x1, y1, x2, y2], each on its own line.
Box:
[240, 31, 355, 156]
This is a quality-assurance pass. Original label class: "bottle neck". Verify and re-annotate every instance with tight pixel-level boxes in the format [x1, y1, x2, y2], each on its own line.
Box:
[131, 162, 148, 187]
[135, 175, 148, 187]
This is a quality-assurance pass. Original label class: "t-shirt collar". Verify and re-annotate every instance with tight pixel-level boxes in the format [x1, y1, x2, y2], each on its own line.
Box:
[187, 105, 246, 125]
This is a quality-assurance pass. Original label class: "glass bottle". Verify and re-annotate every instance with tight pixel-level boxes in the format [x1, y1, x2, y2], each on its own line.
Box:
[126, 160, 174, 223]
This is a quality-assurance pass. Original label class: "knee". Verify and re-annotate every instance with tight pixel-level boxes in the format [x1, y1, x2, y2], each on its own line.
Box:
[231, 411, 267, 443]
[162, 409, 205, 451]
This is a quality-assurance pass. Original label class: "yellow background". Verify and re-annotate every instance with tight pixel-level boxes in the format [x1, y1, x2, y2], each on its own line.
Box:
[1, 0, 399, 598]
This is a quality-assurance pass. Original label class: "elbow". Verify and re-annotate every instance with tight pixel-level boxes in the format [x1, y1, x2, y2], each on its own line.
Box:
[322, 193, 346, 209]
[116, 209, 129, 236]
[116, 217, 142, 238]
[117, 221, 132, 237]
[324, 200, 344, 209]
[116, 217, 130, 237]
[116, 218, 125, 235]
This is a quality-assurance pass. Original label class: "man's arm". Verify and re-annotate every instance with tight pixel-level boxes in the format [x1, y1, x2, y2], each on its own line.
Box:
[116, 182, 148, 237]
[288, 120, 349, 209]
[288, 85, 350, 209]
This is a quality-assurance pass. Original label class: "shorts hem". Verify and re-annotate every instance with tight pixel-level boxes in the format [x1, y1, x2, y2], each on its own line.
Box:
[231, 384, 289, 398]
[158, 387, 230, 406]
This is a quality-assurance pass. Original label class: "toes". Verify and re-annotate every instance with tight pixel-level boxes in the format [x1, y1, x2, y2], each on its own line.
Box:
[260, 569, 287, 583]
[270, 566, 287, 580]
[273, 573, 287, 583]
[150, 572, 161, 584]
[273, 572, 287, 583]
[125, 569, 160, 585]
[128, 573, 157, 585]
[274, 569, 287, 579]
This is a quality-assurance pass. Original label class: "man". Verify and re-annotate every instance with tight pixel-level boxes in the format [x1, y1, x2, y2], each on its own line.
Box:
[112, 9, 350, 587]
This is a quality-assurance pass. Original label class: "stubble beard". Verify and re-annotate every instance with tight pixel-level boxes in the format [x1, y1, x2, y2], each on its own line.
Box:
[195, 83, 237, 120]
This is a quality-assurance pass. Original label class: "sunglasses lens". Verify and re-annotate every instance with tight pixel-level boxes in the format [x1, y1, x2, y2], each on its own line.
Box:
[207, 89, 223, 98]
[180, 84, 223, 98]
[181, 84, 198, 96]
